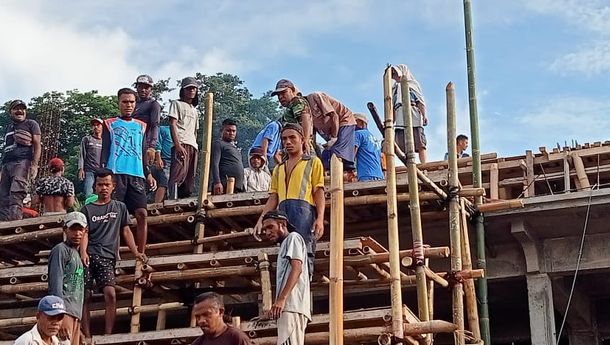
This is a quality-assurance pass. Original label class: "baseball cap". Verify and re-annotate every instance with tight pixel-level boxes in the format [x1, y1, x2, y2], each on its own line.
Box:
[9, 99, 27, 110]
[38, 295, 67, 316]
[281, 123, 304, 137]
[271, 79, 295, 96]
[91, 118, 103, 125]
[262, 210, 296, 232]
[64, 211, 88, 228]
[181, 77, 198, 89]
[48, 157, 64, 171]
[135, 75, 154, 86]
[354, 113, 368, 124]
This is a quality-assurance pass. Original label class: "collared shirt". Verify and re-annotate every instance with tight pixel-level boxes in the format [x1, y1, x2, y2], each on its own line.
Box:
[14, 325, 61, 345]
[270, 155, 324, 206]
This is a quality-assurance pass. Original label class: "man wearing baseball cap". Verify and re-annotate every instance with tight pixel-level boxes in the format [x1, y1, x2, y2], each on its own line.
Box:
[34, 157, 75, 215]
[78, 118, 103, 198]
[271, 79, 314, 155]
[0, 99, 41, 221]
[353, 113, 384, 181]
[133, 75, 161, 165]
[14, 295, 67, 345]
[48, 212, 86, 345]
[261, 210, 311, 345]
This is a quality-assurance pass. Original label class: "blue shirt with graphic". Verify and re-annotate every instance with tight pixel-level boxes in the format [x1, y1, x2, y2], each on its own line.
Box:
[251, 120, 281, 160]
[156, 125, 173, 161]
[105, 117, 147, 178]
[354, 128, 384, 181]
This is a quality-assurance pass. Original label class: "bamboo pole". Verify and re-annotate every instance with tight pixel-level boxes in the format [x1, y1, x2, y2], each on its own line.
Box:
[226, 177, 235, 194]
[477, 199, 523, 213]
[572, 153, 591, 190]
[490, 163, 499, 199]
[383, 66, 405, 342]
[447, 82, 465, 345]
[400, 70, 429, 326]
[258, 252, 272, 316]
[460, 199, 481, 340]
[130, 258, 144, 333]
[329, 153, 344, 345]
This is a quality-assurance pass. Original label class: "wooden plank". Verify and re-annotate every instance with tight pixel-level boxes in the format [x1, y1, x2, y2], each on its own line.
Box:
[490, 163, 499, 199]
[571, 153, 591, 190]
[525, 150, 535, 197]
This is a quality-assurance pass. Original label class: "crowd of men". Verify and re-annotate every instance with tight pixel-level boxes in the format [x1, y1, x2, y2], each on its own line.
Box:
[2, 66, 471, 345]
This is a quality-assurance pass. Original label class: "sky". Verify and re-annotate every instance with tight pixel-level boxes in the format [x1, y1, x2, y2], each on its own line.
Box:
[1, 0, 609, 161]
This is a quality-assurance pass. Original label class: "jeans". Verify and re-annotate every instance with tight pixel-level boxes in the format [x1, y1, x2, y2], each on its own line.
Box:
[83, 171, 96, 198]
[278, 199, 317, 278]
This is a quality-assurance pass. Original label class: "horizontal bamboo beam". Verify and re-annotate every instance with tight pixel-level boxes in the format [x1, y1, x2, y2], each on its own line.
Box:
[478, 199, 524, 213]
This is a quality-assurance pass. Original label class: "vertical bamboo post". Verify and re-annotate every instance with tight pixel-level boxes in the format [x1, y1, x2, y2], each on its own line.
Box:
[191, 92, 214, 327]
[425, 257, 434, 321]
[156, 304, 167, 330]
[447, 82, 465, 345]
[460, 199, 481, 340]
[384, 67, 405, 342]
[563, 154, 571, 193]
[130, 259, 143, 333]
[525, 150, 535, 197]
[258, 252, 273, 316]
[329, 153, 344, 345]
[226, 177, 235, 194]
[399, 72, 429, 326]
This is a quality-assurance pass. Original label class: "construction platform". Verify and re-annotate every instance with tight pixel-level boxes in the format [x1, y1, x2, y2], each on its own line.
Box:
[2, 140, 610, 345]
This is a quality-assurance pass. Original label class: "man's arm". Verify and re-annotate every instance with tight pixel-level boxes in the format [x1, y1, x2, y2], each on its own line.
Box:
[78, 137, 86, 171]
[260, 138, 269, 159]
[47, 246, 66, 298]
[147, 101, 161, 149]
[269, 258, 303, 319]
[253, 193, 278, 239]
[101, 123, 111, 167]
[121, 225, 141, 258]
[313, 187, 325, 240]
[30, 133, 41, 179]
[211, 141, 222, 184]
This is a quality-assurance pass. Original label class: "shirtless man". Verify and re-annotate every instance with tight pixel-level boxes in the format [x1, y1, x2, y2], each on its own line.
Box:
[34, 157, 75, 215]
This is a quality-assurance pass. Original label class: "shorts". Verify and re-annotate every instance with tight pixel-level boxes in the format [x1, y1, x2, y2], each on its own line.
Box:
[277, 312, 308, 345]
[395, 127, 427, 153]
[151, 159, 171, 188]
[113, 174, 147, 212]
[85, 254, 116, 290]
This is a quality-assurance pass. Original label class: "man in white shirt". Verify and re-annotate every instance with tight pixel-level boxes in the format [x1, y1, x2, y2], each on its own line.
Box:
[14, 295, 67, 345]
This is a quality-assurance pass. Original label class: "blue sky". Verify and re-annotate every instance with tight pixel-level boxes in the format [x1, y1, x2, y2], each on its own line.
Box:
[1, 0, 609, 161]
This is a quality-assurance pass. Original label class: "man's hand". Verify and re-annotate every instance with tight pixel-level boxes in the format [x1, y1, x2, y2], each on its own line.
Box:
[267, 297, 286, 320]
[135, 252, 148, 264]
[78, 169, 85, 181]
[29, 165, 39, 179]
[314, 218, 324, 240]
[155, 156, 164, 170]
[174, 144, 187, 161]
[422, 116, 428, 126]
[304, 142, 311, 155]
[146, 148, 156, 165]
[253, 218, 264, 242]
[147, 174, 157, 192]
[213, 182, 223, 195]
[81, 253, 90, 267]
[58, 324, 70, 342]
[325, 137, 338, 149]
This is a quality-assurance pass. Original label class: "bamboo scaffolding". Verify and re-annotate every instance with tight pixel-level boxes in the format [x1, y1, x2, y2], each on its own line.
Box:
[130, 258, 144, 333]
[460, 199, 481, 340]
[383, 66, 405, 341]
[257, 252, 272, 315]
[329, 153, 344, 345]
[446, 82, 465, 345]
[399, 71, 429, 329]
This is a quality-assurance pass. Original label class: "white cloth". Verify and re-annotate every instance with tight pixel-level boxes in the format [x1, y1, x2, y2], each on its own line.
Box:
[276, 232, 311, 320]
[391, 64, 426, 128]
[243, 167, 271, 192]
[277, 311, 308, 345]
[168, 100, 199, 149]
[14, 325, 61, 345]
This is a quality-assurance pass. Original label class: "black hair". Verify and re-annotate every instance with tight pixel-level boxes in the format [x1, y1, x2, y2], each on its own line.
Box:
[457, 134, 469, 142]
[222, 119, 237, 128]
[194, 292, 224, 308]
[95, 168, 114, 180]
[179, 88, 200, 107]
[117, 88, 137, 99]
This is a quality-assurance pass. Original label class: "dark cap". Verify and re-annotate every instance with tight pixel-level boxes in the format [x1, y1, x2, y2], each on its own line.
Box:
[281, 122, 304, 137]
[9, 99, 27, 110]
[135, 75, 154, 86]
[271, 79, 295, 96]
[262, 210, 296, 232]
[181, 77, 198, 89]
[249, 147, 266, 158]
[38, 295, 67, 316]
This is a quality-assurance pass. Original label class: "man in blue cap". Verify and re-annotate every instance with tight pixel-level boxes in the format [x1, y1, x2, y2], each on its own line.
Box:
[14, 295, 67, 345]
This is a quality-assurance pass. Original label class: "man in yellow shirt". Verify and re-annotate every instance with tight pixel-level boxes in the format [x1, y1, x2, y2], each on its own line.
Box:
[255, 123, 325, 276]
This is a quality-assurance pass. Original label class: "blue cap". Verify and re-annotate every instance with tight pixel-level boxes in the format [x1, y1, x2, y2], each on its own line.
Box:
[38, 295, 67, 316]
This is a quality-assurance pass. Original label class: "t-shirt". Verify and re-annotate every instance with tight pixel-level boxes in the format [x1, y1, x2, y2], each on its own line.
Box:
[190, 326, 251, 345]
[250, 121, 281, 161]
[168, 100, 199, 149]
[103, 117, 147, 178]
[14, 325, 60, 345]
[78, 135, 102, 172]
[81, 200, 130, 260]
[270, 156, 324, 206]
[35, 176, 75, 197]
[392, 84, 424, 128]
[444, 152, 470, 160]
[211, 140, 244, 188]
[305, 92, 355, 139]
[1, 119, 40, 163]
[133, 97, 161, 150]
[156, 126, 173, 161]
[354, 128, 384, 181]
[48, 242, 85, 319]
[276, 232, 311, 320]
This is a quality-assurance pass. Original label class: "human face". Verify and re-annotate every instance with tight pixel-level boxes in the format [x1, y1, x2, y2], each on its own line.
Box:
[458, 139, 469, 152]
[250, 155, 263, 169]
[183, 86, 198, 101]
[193, 299, 225, 336]
[136, 83, 152, 99]
[65, 224, 86, 246]
[10, 105, 27, 123]
[118, 93, 136, 116]
[276, 88, 296, 107]
[262, 218, 286, 243]
[92, 123, 102, 137]
[355, 119, 366, 129]
[95, 175, 115, 201]
[281, 129, 303, 155]
[221, 125, 237, 142]
[36, 312, 64, 339]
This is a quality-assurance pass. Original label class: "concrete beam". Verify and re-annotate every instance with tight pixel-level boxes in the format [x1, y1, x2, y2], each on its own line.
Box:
[511, 220, 541, 273]
[526, 273, 557, 345]
[544, 232, 610, 274]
